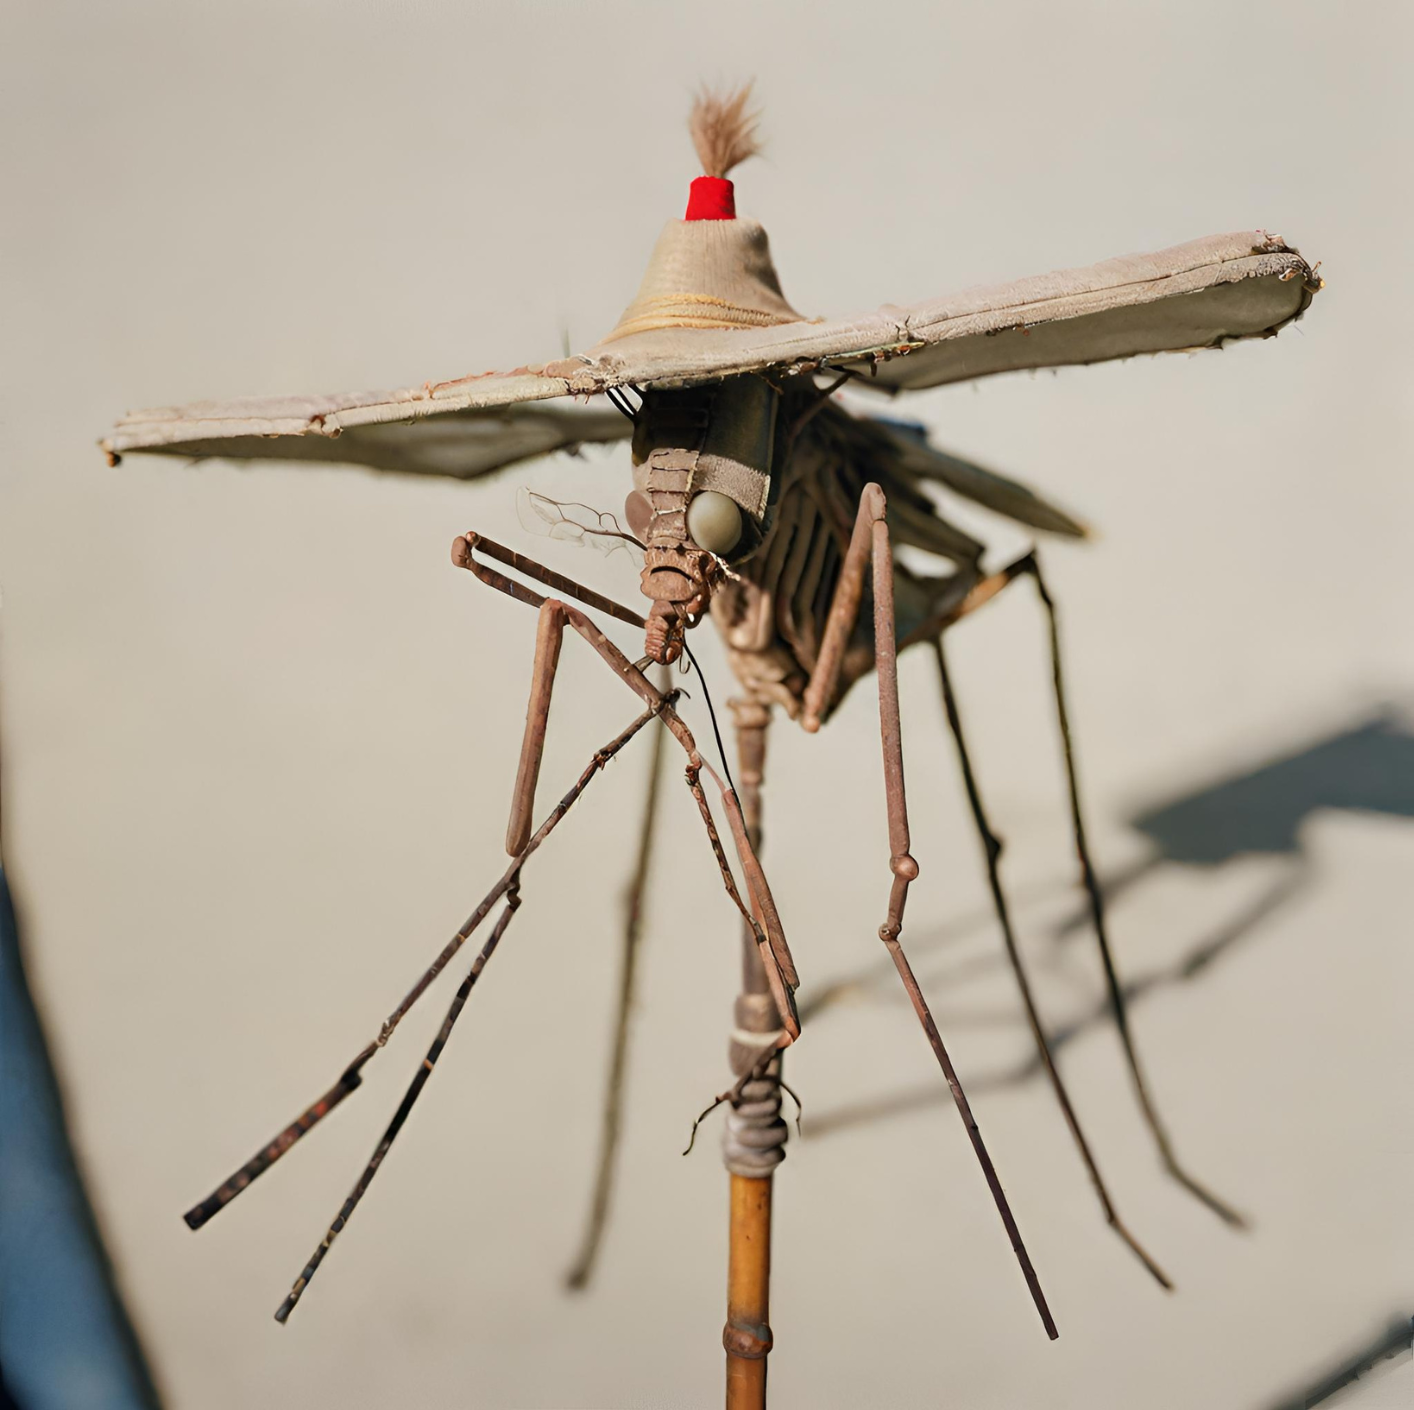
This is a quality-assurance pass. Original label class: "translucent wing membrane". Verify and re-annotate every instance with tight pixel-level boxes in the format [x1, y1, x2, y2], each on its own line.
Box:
[516, 488, 644, 560]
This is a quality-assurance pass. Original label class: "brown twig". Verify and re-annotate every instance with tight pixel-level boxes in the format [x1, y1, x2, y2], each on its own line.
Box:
[1022, 554, 1246, 1229]
[934, 636, 1172, 1289]
[185, 695, 674, 1234]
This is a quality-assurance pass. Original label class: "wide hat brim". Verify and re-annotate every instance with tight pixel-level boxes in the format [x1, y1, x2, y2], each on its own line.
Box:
[104, 231, 1318, 477]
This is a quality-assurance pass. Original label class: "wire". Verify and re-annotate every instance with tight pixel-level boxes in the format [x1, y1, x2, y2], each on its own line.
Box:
[605, 386, 638, 424]
[681, 638, 737, 798]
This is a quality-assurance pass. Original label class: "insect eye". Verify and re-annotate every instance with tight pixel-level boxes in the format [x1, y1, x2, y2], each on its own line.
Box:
[686, 490, 743, 555]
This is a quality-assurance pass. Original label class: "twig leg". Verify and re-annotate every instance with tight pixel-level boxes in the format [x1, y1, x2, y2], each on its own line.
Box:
[804, 484, 1057, 1340]
[506, 600, 568, 855]
[564, 677, 670, 1291]
[681, 763, 800, 1042]
[458, 540, 800, 1098]
[934, 637, 1171, 1289]
[453, 530, 647, 629]
[1022, 552, 1246, 1229]
[276, 888, 523, 1323]
[182, 692, 668, 1233]
[268, 696, 672, 1320]
[194, 532, 803, 1320]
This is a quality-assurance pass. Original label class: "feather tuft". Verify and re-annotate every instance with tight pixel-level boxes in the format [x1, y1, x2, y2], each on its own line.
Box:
[688, 84, 762, 179]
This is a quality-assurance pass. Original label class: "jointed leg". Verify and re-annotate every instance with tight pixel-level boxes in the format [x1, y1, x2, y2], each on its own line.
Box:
[683, 758, 800, 1040]
[276, 885, 524, 1322]
[460, 531, 800, 1040]
[466, 532, 804, 1186]
[1021, 553, 1245, 1228]
[266, 697, 681, 1320]
[506, 600, 569, 856]
[804, 485, 1057, 1340]
[182, 691, 668, 1236]
[934, 636, 1172, 1288]
[274, 555, 803, 1320]
[453, 531, 647, 629]
[191, 530, 801, 1320]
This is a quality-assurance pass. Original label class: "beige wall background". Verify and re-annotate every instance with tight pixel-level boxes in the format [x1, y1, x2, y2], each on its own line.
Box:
[2, 3, 1411, 1406]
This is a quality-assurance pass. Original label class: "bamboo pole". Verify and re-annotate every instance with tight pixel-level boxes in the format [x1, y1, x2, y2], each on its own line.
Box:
[725, 1174, 773, 1407]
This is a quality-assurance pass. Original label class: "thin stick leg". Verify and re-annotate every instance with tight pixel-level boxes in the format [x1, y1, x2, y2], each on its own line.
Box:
[453, 531, 647, 628]
[506, 600, 568, 856]
[184, 697, 670, 1231]
[1022, 552, 1246, 1229]
[684, 762, 799, 1041]
[271, 695, 675, 1320]
[183, 1046, 376, 1231]
[481, 579, 799, 1035]
[898, 552, 1031, 653]
[564, 680, 670, 1291]
[275, 887, 523, 1322]
[455, 549, 800, 1065]
[804, 485, 1057, 1340]
[934, 637, 1172, 1289]
[198, 536, 800, 1308]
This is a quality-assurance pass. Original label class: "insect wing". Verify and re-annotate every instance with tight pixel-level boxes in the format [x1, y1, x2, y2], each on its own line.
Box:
[104, 389, 628, 482]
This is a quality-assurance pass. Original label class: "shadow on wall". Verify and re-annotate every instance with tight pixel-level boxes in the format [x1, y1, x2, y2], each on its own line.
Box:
[1129, 710, 1414, 865]
[1262, 1315, 1412, 1409]
[799, 706, 1414, 1138]
[1046, 706, 1414, 935]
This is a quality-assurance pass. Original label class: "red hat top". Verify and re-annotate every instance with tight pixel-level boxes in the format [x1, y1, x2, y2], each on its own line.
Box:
[594, 85, 801, 345]
[683, 85, 760, 221]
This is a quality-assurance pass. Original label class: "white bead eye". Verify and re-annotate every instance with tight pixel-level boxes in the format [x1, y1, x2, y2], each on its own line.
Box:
[686, 490, 743, 555]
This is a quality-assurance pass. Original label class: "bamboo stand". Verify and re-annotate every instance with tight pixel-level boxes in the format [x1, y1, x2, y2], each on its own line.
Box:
[725, 1174, 773, 1407]
[722, 702, 786, 1409]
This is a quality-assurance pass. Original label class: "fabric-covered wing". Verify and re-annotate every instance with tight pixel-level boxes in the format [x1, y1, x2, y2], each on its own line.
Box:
[582, 231, 1318, 392]
[866, 415, 1089, 538]
[102, 232, 1317, 469]
[104, 391, 628, 481]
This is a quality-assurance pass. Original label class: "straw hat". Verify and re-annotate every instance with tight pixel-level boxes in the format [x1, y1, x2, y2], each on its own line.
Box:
[599, 87, 804, 344]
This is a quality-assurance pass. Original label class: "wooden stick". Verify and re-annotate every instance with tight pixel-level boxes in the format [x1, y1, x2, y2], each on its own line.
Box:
[725, 1174, 774, 1409]
[184, 695, 670, 1234]
[1021, 554, 1245, 1229]
[276, 889, 524, 1323]
[802, 485, 1058, 1341]
[934, 636, 1172, 1289]
[271, 698, 671, 1321]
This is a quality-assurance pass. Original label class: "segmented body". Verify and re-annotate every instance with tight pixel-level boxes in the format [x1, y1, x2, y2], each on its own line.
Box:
[710, 400, 986, 722]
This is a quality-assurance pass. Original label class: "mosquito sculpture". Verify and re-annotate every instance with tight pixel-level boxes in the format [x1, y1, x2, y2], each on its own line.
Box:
[104, 87, 1320, 1403]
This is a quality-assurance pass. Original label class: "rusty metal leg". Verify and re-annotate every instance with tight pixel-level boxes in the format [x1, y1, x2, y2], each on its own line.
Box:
[933, 636, 1172, 1290]
[723, 698, 785, 1409]
[802, 484, 1057, 1341]
[506, 599, 567, 855]
[1020, 553, 1246, 1228]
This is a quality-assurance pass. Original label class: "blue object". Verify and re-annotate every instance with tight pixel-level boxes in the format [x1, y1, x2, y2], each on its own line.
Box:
[0, 866, 162, 1409]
